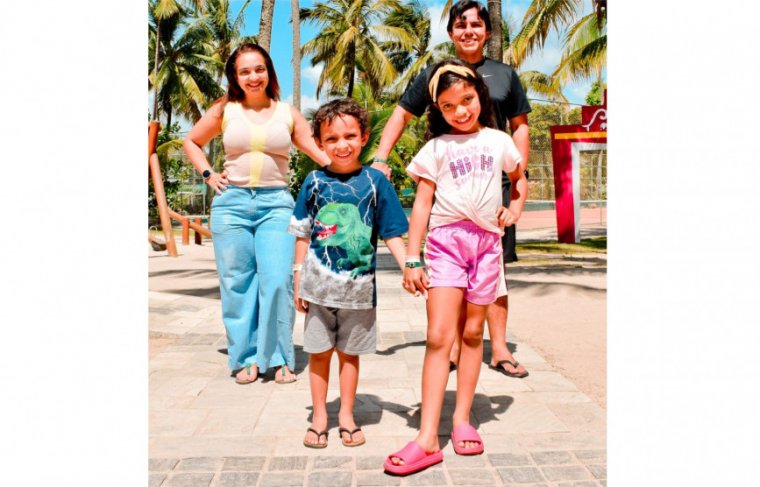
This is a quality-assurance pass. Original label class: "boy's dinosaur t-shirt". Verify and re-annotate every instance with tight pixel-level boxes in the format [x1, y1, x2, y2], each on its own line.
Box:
[288, 166, 408, 309]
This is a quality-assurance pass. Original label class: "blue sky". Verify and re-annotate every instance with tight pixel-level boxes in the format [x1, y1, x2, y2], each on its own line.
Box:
[234, 0, 602, 110]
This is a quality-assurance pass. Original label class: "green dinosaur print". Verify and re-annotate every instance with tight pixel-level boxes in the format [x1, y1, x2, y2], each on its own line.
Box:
[314, 203, 374, 278]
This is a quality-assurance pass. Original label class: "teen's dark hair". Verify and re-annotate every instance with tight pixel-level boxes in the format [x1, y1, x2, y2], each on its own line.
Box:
[425, 58, 497, 139]
[225, 43, 280, 102]
[446, 0, 491, 32]
[311, 98, 368, 140]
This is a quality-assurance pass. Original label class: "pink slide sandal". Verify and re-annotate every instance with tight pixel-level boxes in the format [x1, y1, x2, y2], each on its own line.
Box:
[451, 423, 484, 455]
[383, 441, 443, 476]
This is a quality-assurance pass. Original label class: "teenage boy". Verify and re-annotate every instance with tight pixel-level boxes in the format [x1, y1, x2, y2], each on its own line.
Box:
[288, 98, 408, 448]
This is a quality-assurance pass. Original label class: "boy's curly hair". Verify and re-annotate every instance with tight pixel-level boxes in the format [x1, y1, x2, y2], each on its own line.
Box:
[311, 98, 368, 140]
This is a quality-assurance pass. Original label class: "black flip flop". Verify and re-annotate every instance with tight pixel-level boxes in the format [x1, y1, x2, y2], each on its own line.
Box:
[303, 427, 328, 449]
[489, 359, 529, 378]
[338, 426, 366, 447]
[449, 361, 457, 372]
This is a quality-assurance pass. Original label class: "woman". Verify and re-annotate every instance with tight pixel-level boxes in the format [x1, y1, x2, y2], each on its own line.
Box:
[183, 43, 331, 384]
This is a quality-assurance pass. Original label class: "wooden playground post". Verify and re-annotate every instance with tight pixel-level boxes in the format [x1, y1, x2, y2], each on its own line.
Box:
[181, 219, 190, 245]
[148, 121, 178, 256]
[194, 217, 203, 245]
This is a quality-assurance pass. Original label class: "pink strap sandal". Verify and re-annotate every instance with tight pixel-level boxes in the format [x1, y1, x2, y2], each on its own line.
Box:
[383, 441, 443, 476]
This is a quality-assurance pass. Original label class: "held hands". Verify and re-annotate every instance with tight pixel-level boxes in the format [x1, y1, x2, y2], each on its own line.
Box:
[402, 266, 429, 298]
[497, 206, 521, 228]
[206, 170, 229, 195]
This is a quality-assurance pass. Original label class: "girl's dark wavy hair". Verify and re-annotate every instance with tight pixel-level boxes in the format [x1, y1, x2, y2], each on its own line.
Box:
[225, 43, 280, 102]
[425, 58, 497, 139]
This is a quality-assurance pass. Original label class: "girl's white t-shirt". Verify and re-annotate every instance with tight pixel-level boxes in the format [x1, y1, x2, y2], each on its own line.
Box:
[406, 127, 522, 235]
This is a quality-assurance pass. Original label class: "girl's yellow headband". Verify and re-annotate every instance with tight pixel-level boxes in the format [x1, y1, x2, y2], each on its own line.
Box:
[428, 64, 477, 103]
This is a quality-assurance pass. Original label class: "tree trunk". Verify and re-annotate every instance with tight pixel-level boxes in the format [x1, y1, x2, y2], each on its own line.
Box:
[486, 0, 502, 61]
[258, 0, 275, 51]
[292, 0, 301, 110]
[346, 43, 356, 98]
[152, 18, 161, 121]
[166, 106, 172, 131]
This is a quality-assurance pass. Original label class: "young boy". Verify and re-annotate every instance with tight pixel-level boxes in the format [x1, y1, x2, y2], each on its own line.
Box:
[288, 98, 408, 448]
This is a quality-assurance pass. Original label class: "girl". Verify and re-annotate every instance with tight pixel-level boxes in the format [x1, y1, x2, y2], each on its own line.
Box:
[384, 59, 528, 475]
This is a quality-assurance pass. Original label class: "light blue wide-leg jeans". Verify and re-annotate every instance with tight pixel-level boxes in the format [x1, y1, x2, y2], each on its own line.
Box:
[210, 186, 296, 373]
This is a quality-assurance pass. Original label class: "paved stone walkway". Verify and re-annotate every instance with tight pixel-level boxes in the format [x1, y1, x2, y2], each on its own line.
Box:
[149, 228, 606, 487]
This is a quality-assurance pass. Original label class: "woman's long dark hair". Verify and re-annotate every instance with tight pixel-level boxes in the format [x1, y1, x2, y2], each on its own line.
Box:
[225, 43, 280, 102]
[425, 58, 497, 139]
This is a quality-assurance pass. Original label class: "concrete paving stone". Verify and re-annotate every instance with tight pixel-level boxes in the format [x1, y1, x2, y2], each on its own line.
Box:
[477, 376, 533, 393]
[508, 392, 593, 405]
[357, 471, 402, 486]
[499, 344, 547, 364]
[356, 455, 387, 470]
[360, 360, 409, 380]
[540, 465, 592, 482]
[522, 371, 580, 392]
[150, 458, 180, 471]
[163, 472, 215, 486]
[468, 435, 523, 453]
[150, 372, 215, 397]
[585, 464, 605, 479]
[545, 402, 606, 432]
[448, 468, 496, 485]
[222, 456, 266, 471]
[530, 451, 576, 465]
[496, 467, 545, 483]
[149, 351, 197, 370]
[150, 436, 273, 458]
[441, 454, 486, 468]
[149, 473, 166, 487]
[194, 408, 259, 436]
[474, 397, 567, 435]
[398, 467, 447, 486]
[268, 456, 308, 471]
[515, 432, 606, 452]
[378, 321, 413, 333]
[216, 472, 260, 487]
[175, 456, 224, 471]
[193, 333, 225, 345]
[191, 384, 270, 410]
[150, 409, 209, 437]
[487, 452, 533, 467]
[308, 471, 352, 487]
[312, 456, 352, 469]
[557, 482, 601, 487]
[571, 450, 605, 464]
[174, 333, 204, 345]
[259, 472, 305, 487]
[357, 389, 418, 413]
[403, 330, 427, 342]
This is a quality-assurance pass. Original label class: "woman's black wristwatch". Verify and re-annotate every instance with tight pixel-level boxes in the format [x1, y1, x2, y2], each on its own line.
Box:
[202, 169, 212, 179]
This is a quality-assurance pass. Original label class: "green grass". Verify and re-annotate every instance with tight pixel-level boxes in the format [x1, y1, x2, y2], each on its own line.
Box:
[516, 236, 607, 254]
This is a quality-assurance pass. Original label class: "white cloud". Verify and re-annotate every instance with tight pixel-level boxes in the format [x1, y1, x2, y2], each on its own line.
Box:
[302, 64, 323, 84]
[427, 5, 450, 48]
[285, 94, 324, 114]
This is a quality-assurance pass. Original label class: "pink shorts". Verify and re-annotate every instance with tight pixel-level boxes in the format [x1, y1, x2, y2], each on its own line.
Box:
[424, 220, 503, 305]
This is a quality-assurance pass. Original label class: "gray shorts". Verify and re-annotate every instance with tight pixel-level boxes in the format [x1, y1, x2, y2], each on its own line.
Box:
[303, 303, 377, 355]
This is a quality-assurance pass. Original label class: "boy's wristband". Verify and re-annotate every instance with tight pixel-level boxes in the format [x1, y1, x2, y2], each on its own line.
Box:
[405, 261, 423, 268]
[292, 263, 303, 272]
[372, 157, 388, 163]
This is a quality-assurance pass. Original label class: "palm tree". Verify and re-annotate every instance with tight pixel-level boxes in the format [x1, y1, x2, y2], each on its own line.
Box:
[300, 0, 414, 98]
[486, 0, 502, 61]
[382, 0, 448, 96]
[551, 9, 606, 86]
[258, 0, 275, 51]
[292, 0, 301, 110]
[202, 0, 251, 84]
[148, 8, 223, 126]
[150, 0, 208, 121]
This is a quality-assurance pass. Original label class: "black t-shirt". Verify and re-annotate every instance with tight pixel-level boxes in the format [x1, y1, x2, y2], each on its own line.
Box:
[398, 57, 531, 132]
